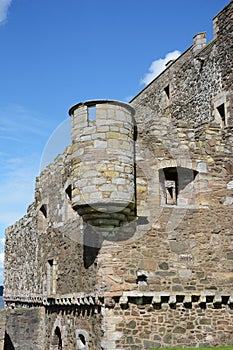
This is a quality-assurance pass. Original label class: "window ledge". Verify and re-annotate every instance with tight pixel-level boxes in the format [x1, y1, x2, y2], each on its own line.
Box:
[161, 205, 209, 209]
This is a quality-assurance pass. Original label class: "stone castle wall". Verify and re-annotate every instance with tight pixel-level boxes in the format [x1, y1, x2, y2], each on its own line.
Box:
[111, 301, 233, 349]
[96, 0, 233, 296]
[0, 310, 6, 350]
[4, 148, 98, 300]
[98, 2, 233, 348]
[3, 1, 233, 349]
[4, 307, 45, 350]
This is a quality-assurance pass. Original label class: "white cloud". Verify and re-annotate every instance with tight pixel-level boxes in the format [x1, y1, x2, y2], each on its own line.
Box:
[140, 50, 181, 86]
[0, 0, 12, 24]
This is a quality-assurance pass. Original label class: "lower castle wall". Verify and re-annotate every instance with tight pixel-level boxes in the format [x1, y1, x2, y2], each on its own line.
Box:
[44, 305, 102, 350]
[4, 305, 103, 350]
[4, 301, 233, 350]
[103, 302, 233, 349]
[0, 310, 6, 350]
[5, 307, 45, 350]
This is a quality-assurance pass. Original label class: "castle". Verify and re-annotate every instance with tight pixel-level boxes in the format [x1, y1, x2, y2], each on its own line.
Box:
[2, 1, 233, 349]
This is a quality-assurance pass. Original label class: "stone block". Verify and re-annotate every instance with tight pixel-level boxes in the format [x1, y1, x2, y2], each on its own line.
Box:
[94, 140, 107, 148]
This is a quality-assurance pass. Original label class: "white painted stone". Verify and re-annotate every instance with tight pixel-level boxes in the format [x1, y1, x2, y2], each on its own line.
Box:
[197, 162, 207, 173]
[227, 181, 233, 189]
[178, 269, 192, 279]
[223, 197, 233, 205]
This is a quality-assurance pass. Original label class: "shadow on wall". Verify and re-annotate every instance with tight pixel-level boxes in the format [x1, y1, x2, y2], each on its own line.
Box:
[83, 225, 103, 268]
[4, 332, 15, 350]
[83, 219, 138, 268]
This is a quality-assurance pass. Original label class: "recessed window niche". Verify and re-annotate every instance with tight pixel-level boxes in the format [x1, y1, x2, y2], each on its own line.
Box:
[159, 167, 198, 206]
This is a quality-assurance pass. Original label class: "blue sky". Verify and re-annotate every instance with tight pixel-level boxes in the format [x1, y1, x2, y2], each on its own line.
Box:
[0, 0, 230, 284]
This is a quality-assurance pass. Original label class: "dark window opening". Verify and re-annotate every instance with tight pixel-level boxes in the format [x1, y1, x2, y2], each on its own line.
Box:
[159, 167, 198, 206]
[47, 259, 56, 295]
[48, 259, 54, 267]
[164, 85, 170, 99]
[40, 204, 47, 218]
[88, 105, 96, 122]
[51, 326, 62, 349]
[165, 180, 177, 205]
[136, 274, 148, 285]
[76, 330, 89, 350]
[79, 334, 86, 345]
[217, 103, 226, 127]
[38, 204, 48, 231]
[65, 185, 72, 200]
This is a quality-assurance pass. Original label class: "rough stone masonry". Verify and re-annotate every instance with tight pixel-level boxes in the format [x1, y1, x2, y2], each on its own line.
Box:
[2, 1, 233, 349]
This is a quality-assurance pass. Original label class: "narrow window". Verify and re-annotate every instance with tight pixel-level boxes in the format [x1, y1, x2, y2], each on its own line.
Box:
[217, 103, 226, 127]
[159, 168, 178, 205]
[79, 334, 86, 347]
[65, 185, 72, 201]
[164, 85, 170, 99]
[51, 326, 62, 349]
[65, 184, 76, 220]
[40, 204, 47, 218]
[87, 105, 96, 122]
[165, 180, 176, 205]
[159, 167, 198, 206]
[47, 259, 56, 295]
[136, 274, 148, 286]
[75, 330, 89, 350]
[38, 204, 48, 231]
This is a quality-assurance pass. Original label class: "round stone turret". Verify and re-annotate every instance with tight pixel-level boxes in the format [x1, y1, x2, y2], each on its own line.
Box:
[69, 100, 136, 230]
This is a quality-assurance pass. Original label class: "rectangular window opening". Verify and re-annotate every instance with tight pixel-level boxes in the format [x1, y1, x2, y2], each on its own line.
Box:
[217, 103, 226, 127]
[65, 185, 72, 201]
[159, 167, 198, 206]
[88, 105, 96, 122]
[165, 180, 177, 205]
[164, 85, 170, 99]
[48, 259, 54, 267]
[40, 204, 47, 218]
[47, 259, 56, 295]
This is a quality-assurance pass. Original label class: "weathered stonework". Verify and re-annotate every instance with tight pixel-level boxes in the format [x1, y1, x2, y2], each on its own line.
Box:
[0, 310, 6, 350]
[3, 2, 233, 349]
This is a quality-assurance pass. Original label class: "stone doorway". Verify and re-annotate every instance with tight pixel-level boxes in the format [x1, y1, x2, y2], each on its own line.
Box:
[50, 326, 62, 350]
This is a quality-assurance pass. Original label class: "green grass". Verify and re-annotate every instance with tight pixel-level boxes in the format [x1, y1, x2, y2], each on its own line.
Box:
[150, 347, 233, 350]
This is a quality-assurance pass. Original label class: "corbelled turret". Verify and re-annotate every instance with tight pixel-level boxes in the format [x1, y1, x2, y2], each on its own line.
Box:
[69, 100, 136, 234]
